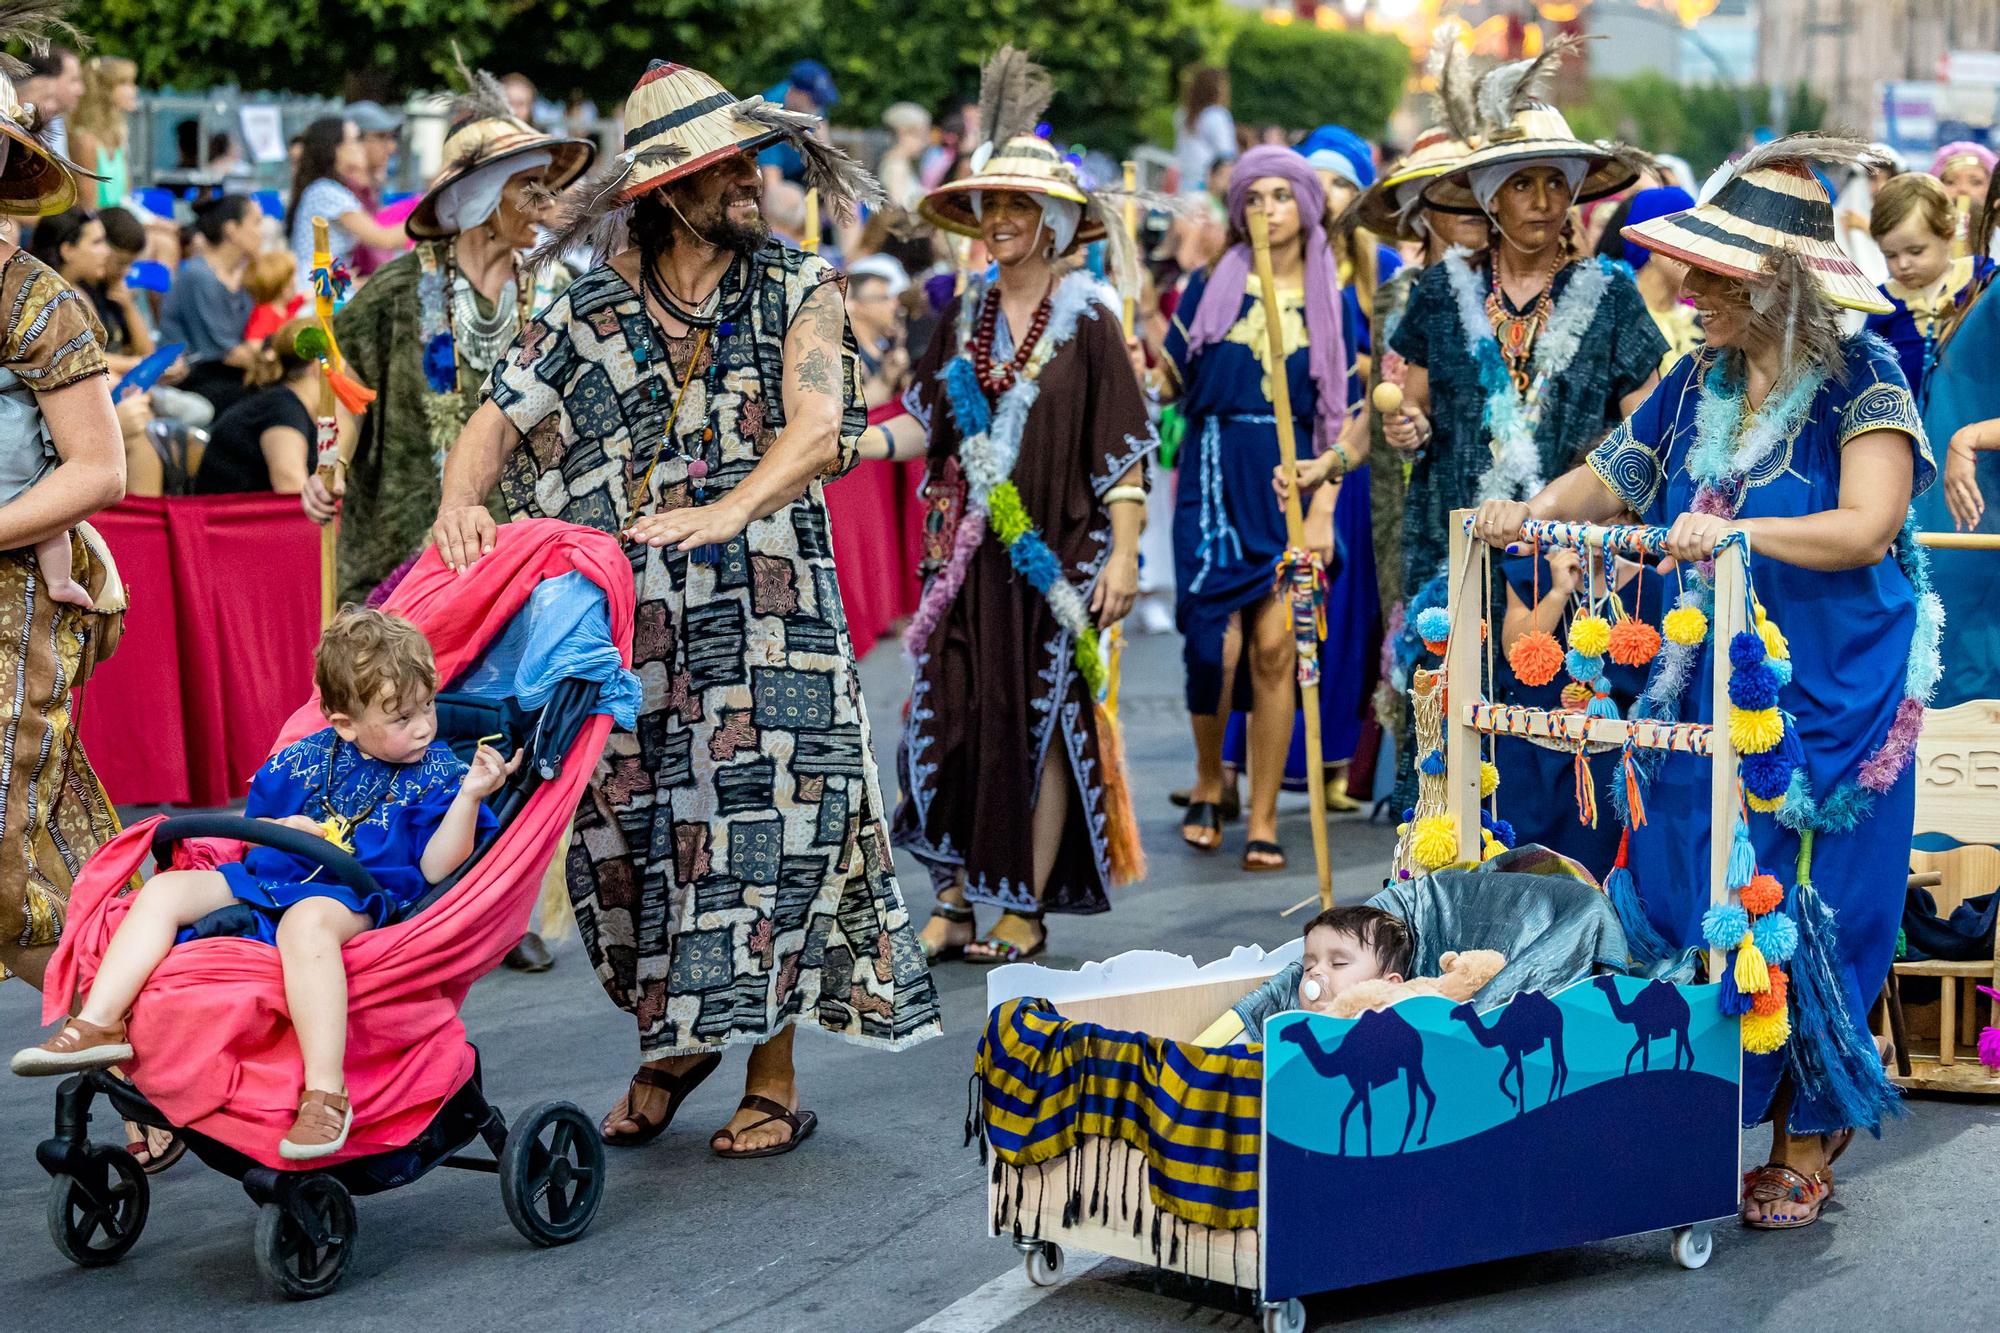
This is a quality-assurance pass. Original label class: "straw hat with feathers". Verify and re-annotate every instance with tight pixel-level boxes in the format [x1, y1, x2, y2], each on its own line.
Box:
[1421, 33, 1648, 215]
[1622, 132, 1894, 316]
[1346, 35, 1476, 241]
[533, 58, 881, 269]
[407, 46, 596, 240]
[919, 47, 1184, 303]
[0, 0, 101, 216]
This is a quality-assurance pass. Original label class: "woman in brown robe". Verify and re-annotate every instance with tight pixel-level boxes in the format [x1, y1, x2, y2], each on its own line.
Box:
[863, 87, 1155, 962]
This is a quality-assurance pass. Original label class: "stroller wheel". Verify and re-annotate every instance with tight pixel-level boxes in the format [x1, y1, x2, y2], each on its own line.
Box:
[501, 1100, 605, 1248]
[254, 1176, 356, 1300]
[48, 1145, 150, 1267]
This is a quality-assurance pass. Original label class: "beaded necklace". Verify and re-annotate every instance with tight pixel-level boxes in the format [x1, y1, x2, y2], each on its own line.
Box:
[970, 279, 1054, 396]
[1484, 248, 1565, 394]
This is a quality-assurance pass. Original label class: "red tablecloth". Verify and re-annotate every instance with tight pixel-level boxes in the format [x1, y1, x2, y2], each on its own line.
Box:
[78, 495, 321, 808]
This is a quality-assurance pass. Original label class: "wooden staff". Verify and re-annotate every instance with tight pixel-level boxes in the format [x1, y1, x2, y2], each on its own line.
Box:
[1120, 160, 1139, 330]
[803, 188, 820, 254]
[1248, 205, 1333, 910]
[1918, 531, 2000, 549]
[311, 218, 339, 627]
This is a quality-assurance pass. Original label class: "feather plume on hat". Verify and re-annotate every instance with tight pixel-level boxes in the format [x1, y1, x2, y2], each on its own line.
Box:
[0, 0, 81, 80]
[975, 45, 1054, 160]
[1472, 31, 1589, 139]
[1428, 27, 1480, 147]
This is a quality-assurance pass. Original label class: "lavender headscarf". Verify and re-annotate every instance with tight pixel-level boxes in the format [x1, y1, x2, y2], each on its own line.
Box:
[1184, 145, 1347, 455]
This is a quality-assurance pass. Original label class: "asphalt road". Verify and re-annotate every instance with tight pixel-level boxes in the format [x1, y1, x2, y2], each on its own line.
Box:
[1, 631, 1993, 1330]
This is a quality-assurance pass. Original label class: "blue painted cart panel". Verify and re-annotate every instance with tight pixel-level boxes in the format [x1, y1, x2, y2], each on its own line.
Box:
[1261, 978, 1741, 1299]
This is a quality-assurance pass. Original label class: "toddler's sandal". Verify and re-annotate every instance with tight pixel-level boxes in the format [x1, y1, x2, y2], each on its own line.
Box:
[279, 1089, 353, 1161]
[10, 1017, 133, 1076]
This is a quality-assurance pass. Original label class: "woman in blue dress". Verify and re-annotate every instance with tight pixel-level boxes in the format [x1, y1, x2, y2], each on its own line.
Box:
[1162, 146, 1348, 870]
[1474, 137, 1931, 1230]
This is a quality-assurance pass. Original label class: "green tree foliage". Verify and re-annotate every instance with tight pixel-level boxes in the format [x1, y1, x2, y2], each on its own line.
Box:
[1225, 22, 1409, 138]
[1568, 73, 1829, 180]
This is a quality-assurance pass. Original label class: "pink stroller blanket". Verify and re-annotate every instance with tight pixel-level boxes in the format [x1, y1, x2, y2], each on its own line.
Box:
[43, 520, 634, 1168]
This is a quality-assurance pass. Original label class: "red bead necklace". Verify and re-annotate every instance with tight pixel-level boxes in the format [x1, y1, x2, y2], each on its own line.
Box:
[970, 282, 1054, 396]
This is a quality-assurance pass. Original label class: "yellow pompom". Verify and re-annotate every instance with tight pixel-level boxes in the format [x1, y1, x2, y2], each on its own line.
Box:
[1396, 822, 1411, 836]
[1733, 935, 1770, 993]
[1746, 790, 1786, 814]
[1410, 814, 1459, 870]
[1663, 605, 1708, 645]
[1479, 761, 1500, 798]
[1567, 614, 1611, 658]
[1729, 706, 1783, 754]
[1482, 836, 1507, 862]
[1740, 1007, 1792, 1053]
[1757, 616, 1789, 662]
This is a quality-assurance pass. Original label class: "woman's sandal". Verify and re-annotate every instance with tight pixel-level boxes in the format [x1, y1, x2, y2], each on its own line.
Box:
[599, 1051, 722, 1147]
[710, 1094, 819, 1159]
[965, 911, 1047, 965]
[1182, 802, 1224, 852]
[127, 1127, 188, 1175]
[1740, 1162, 1830, 1229]
[1241, 840, 1288, 872]
[921, 900, 977, 964]
[1172, 787, 1241, 821]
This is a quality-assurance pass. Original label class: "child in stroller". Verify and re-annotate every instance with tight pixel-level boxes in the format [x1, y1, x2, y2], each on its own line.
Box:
[14, 608, 518, 1161]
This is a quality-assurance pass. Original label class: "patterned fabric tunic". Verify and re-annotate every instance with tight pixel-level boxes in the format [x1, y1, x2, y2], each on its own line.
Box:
[487, 241, 940, 1058]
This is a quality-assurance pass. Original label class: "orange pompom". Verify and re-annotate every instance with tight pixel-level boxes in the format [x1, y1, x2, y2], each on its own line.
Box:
[1751, 966, 1789, 1017]
[1560, 681, 1593, 710]
[1607, 616, 1662, 667]
[1739, 873, 1784, 916]
[1508, 629, 1564, 687]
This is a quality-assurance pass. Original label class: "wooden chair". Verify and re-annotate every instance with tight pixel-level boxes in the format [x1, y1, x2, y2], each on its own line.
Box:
[1881, 699, 2000, 1093]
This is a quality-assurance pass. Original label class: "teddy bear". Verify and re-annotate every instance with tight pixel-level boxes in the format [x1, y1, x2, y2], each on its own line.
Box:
[1311, 948, 1507, 1019]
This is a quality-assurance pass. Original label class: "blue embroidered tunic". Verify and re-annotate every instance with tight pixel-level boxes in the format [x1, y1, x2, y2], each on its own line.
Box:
[1863, 255, 1993, 403]
[1587, 336, 1931, 1130]
[194, 728, 492, 944]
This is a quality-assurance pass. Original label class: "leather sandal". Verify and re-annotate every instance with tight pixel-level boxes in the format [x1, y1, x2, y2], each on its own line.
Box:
[964, 911, 1047, 965]
[710, 1094, 818, 1159]
[11, 1016, 133, 1076]
[599, 1052, 722, 1147]
[1172, 786, 1240, 821]
[1741, 1162, 1829, 1229]
[279, 1090, 354, 1161]
[127, 1127, 188, 1175]
[1241, 840, 1288, 872]
[1182, 801, 1224, 851]
[922, 900, 977, 964]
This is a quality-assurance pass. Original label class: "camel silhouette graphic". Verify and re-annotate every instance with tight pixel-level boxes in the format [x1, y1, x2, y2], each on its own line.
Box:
[1592, 975, 1695, 1073]
[1277, 1009, 1437, 1156]
[1451, 991, 1568, 1114]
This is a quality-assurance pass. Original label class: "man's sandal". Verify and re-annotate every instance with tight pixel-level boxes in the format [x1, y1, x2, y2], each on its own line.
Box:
[922, 900, 976, 964]
[279, 1090, 354, 1162]
[1741, 1162, 1830, 1229]
[710, 1094, 818, 1159]
[11, 1016, 133, 1076]
[965, 911, 1047, 965]
[1182, 802, 1224, 851]
[1241, 841, 1288, 872]
[599, 1052, 722, 1147]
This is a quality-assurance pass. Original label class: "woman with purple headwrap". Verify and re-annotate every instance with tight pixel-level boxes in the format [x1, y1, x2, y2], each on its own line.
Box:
[1159, 146, 1347, 870]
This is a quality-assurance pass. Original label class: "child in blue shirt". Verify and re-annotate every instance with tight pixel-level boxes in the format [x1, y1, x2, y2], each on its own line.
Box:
[13, 608, 515, 1160]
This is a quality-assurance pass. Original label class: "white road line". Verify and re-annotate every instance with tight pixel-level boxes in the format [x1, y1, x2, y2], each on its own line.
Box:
[900, 1250, 1109, 1333]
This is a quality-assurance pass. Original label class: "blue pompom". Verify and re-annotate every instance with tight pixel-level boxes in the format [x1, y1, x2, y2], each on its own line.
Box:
[1741, 749, 1794, 800]
[1701, 902, 1749, 951]
[1419, 750, 1447, 775]
[1729, 630, 1768, 671]
[1752, 913, 1799, 965]
[1488, 817, 1515, 847]
[422, 332, 457, 393]
[1718, 964, 1754, 1015]
[1729, 661, 1781, 710]
[1769, 655, 1793, 687]
[1564, 649, 1604, 682]
[1415, 606, 1452, 642]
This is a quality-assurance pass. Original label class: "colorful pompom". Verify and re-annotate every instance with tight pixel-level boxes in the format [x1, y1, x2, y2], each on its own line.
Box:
[1567, 614, 1611, 658]
[1564, 648, 1604, 681]
[1729, 662, 1781, 711]
[1740, 749, 1795, 801]
[1508, 629, 1564, 687]
[1746, 790, 1787, 813]
[1479, 761, 1500, 797]
[1729, 707, 1784, 755]
[1663, 605, 1708, 645]
[1717, 967, 1753, 1016]
[1750, 966, 1789, 1017]
[1560, 681, 1593, 710]
[1740, 1007, 1791, 1053]
[1414, 606, 1452, 646]
[1410, 814, 1460, 870]
[1728, 631, 1768, 672]
[1481, 835, 1507, 862]
[1733, 937, 1771, 993]
[1606, 617, 1661, 667]
[1754, 605, 1789, 659]
[1486, 815, 1516, 848]
[1751, 912, 1798, 964]
[295, 325, 329, 360]
[1419, 749, 1447, 776]
[1739, 873, 1784, 916]
[1701, 903, 1749, 951]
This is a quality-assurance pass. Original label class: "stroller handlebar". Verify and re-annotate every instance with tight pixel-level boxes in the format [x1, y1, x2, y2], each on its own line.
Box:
[151, 815, 384, 900]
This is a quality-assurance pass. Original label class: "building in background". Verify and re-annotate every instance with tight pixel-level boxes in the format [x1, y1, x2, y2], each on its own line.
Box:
[1594, 0, 1755, 85]
[1759, 0, 2000, 133]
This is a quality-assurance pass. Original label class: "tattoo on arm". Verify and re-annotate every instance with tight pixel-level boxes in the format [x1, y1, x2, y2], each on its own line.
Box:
[794, 344, 837, 396]
[787, 282, 846, 400]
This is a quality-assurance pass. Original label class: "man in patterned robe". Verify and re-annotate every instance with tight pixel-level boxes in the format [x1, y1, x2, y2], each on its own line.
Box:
[431, 61, 939, 1157]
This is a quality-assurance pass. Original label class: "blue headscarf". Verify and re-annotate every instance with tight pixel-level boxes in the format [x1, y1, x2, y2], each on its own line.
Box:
[1620, 186, 1695, 270]
[1298, 125, 1374, 190]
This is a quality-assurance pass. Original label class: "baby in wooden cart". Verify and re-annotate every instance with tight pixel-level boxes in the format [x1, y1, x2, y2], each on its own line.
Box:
[12, 608, 515, 1161]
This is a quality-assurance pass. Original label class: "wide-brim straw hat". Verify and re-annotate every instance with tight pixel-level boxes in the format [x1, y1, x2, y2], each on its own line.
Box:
[0, 73, 92, 217]
[919, 133, 1105, 251]
[1621, 158, 1892, 314]
[617, 60, 796, 201]
[1353, 127, 1471, 240]
[1421, 103, 1638, 215]
[408, 115, 596, 239]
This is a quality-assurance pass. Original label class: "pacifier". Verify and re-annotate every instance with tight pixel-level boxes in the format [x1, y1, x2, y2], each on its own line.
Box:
[1301, 977, 1323, 1003]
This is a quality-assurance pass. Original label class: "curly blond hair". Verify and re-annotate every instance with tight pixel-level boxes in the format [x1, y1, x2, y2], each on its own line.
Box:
[315, 607, 437, 719]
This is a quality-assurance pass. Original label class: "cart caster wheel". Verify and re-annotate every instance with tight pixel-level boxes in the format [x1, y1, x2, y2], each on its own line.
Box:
[1671, 1223, 1713, 1271]
[1263, 1297, 1307, 1333]
[254, 1176, 355, 1299]
[48, 1145, 149, 1267]
[501, 1101, 604, 1248]
[1022, 1241, 1063, 1286]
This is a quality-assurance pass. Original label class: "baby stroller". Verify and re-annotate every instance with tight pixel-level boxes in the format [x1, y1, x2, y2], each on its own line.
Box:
[29, 519, 634, 1299]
